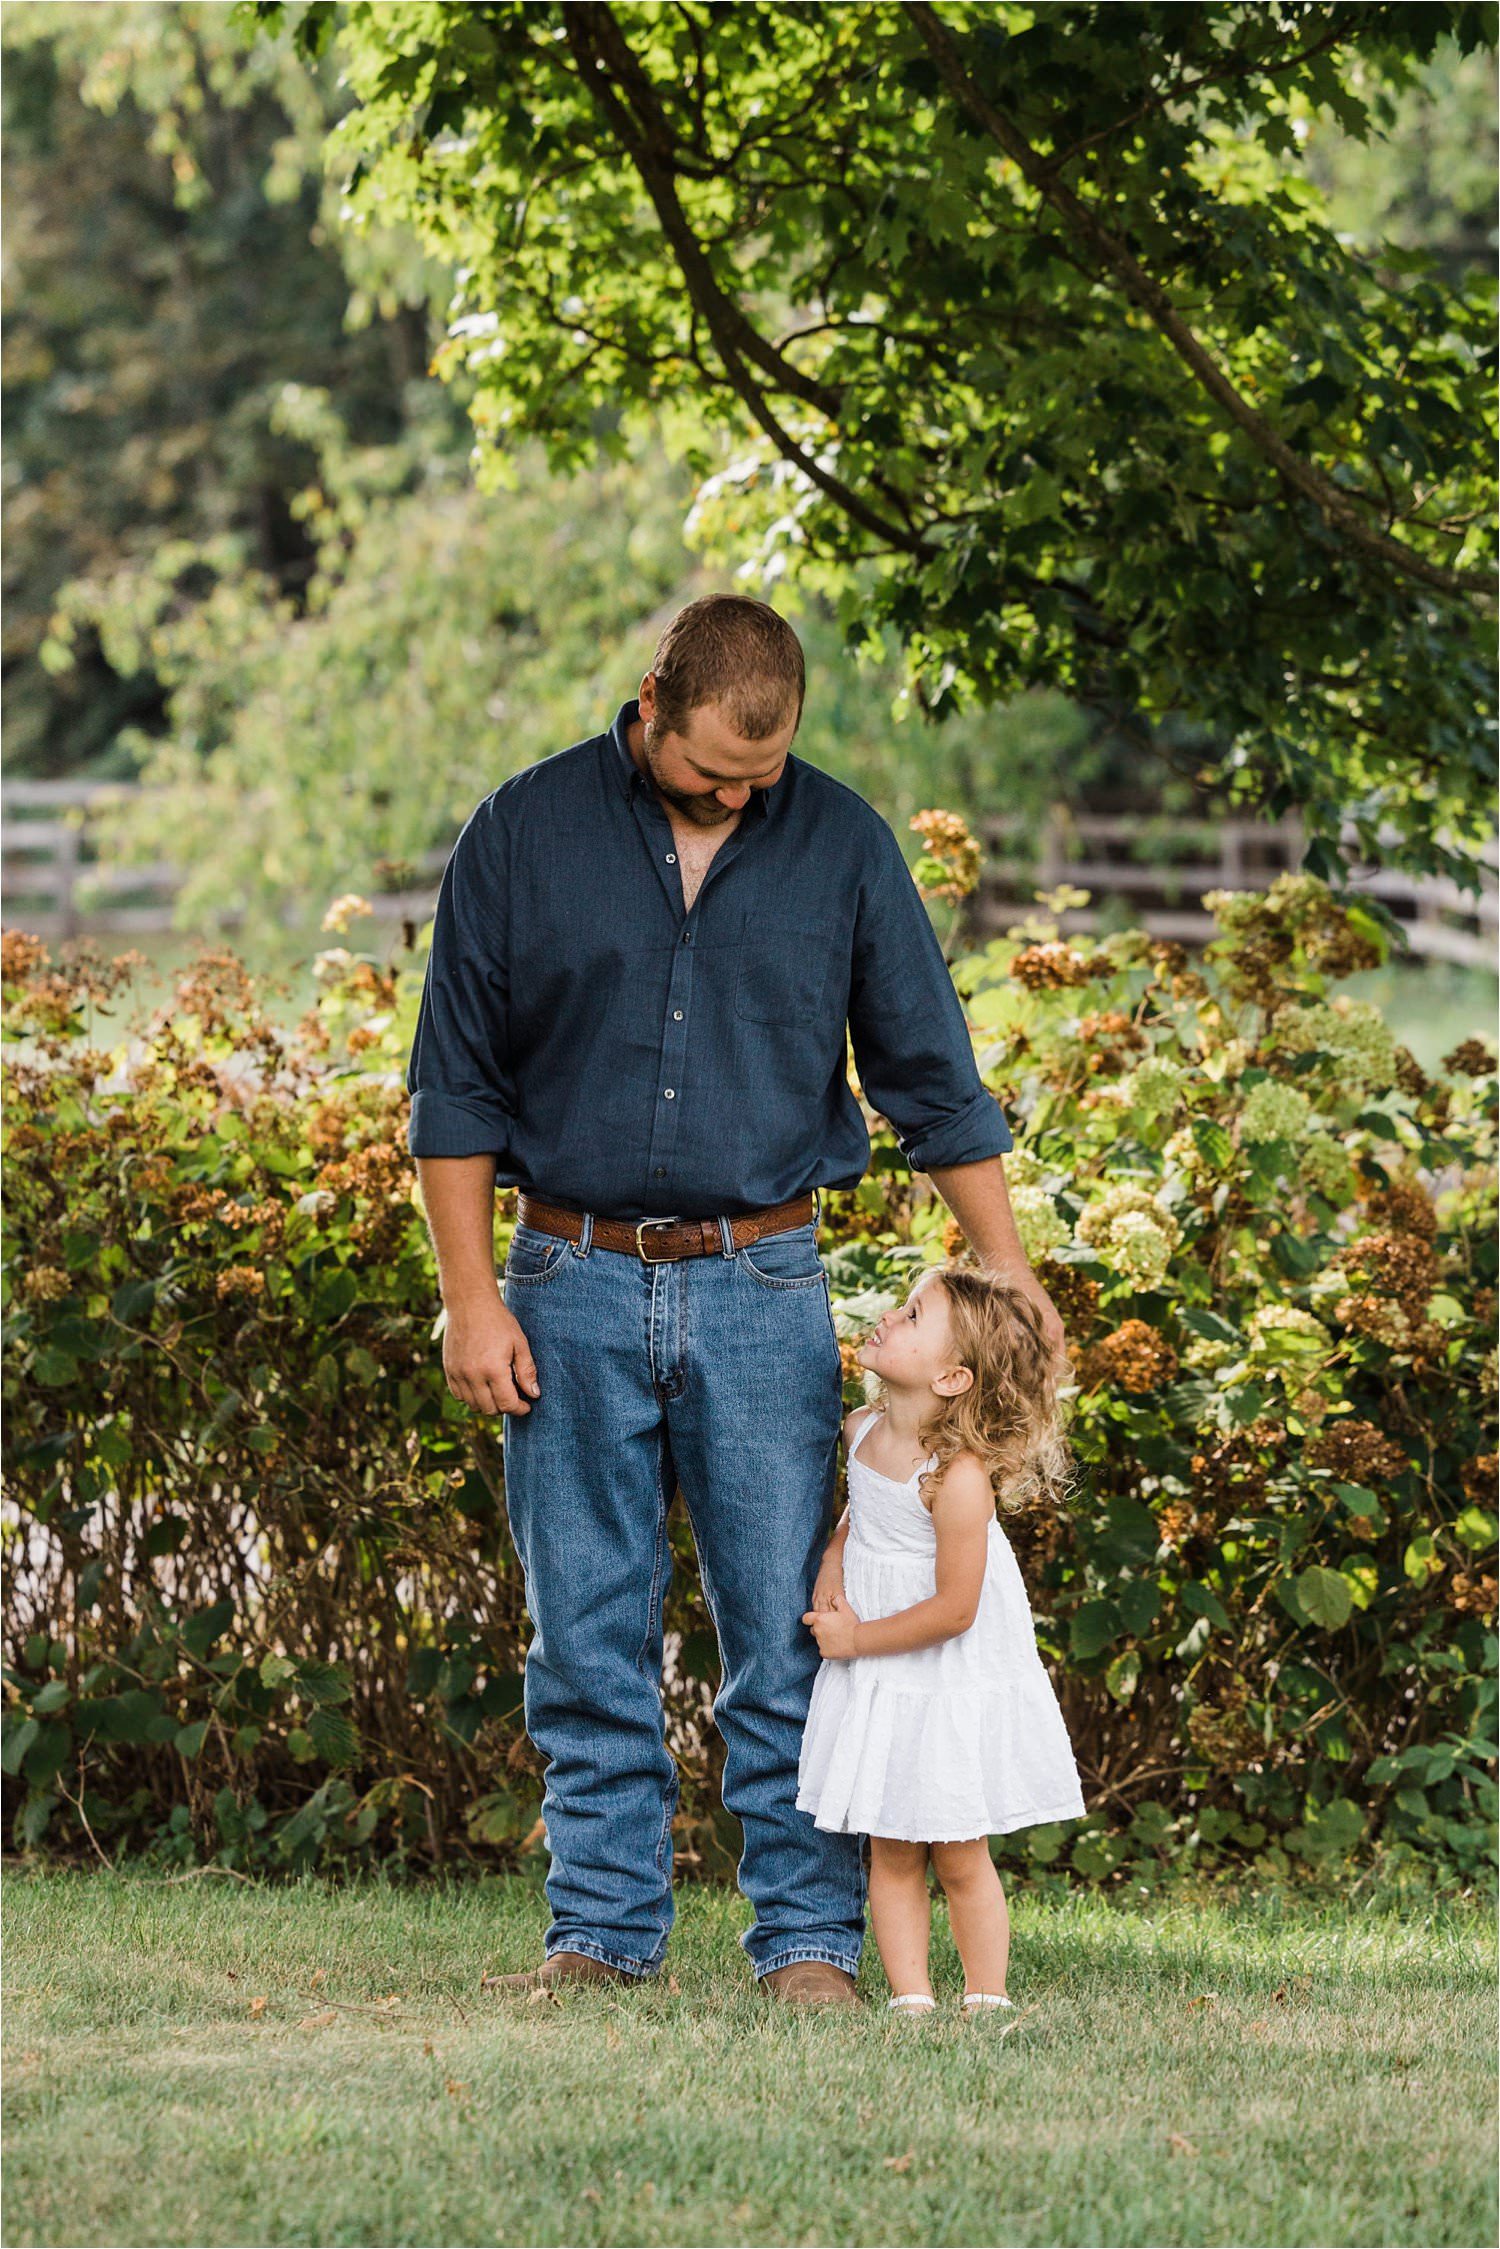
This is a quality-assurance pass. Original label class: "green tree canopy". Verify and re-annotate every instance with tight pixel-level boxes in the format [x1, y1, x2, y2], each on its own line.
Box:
[245, 0, 1496, 881]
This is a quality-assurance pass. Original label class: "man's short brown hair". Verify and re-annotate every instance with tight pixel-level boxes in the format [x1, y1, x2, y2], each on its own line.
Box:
[649, 595, 805, 741]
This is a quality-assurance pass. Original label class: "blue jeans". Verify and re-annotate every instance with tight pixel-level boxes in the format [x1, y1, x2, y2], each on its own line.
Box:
[499, 1204, 866, 1981]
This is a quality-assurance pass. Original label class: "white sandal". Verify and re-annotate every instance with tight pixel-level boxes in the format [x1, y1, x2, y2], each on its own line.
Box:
[962, 1992, 1014, 2011]
[887, 1993, 937, 2012]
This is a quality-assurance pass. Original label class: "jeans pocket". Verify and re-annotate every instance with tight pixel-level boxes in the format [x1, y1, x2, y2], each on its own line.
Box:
[502, 1223, 570, 1284]
[737, 1223, 828, 1289]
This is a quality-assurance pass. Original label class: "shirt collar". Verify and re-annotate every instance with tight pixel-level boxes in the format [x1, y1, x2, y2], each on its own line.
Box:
[608, 697, 774, 821]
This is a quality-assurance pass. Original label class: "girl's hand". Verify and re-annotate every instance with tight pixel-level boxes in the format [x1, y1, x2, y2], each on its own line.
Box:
[802, 1601, 863, 1659]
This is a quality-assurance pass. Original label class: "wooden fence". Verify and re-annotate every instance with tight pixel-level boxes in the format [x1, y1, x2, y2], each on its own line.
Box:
[3, 780, 1496, 971]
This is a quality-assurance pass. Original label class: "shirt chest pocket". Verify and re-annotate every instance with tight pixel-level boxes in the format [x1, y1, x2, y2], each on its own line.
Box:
[735, 914, 838, 1027]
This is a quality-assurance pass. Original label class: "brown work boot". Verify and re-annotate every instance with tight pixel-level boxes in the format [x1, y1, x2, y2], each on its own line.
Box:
[481, 1949, 640, 1995]
[759, 1960, 861, 2007]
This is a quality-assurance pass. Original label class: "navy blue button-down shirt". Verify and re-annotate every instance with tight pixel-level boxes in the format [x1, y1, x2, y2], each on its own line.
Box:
[405, 698, 1012, 1218]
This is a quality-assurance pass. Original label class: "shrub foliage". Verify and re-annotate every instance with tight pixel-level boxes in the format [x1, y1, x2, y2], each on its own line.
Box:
[2, 870, 1495, 1887]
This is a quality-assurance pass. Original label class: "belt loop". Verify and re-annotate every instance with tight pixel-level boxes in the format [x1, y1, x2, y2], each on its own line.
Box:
[811, 1186, 823, 1232]
[577, 1209, 594, 1257]
[717, 1213, 735, 1258]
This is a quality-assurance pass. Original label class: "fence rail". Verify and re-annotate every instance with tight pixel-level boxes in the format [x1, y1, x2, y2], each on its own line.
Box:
[2, 781, 1495, 970]
[975, 811, 1498, 970]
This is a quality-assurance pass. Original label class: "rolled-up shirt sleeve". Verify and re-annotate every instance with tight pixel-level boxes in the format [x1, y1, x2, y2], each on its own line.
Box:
[406, 794, 516, 1160]
[847, 818, 1013, 1173]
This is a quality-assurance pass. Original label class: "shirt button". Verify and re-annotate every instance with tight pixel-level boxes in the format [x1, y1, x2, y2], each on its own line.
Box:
[654, 1167, 666, 1177]
[673, 1009, 683, 1021]
[681, 930, 692, 944]
[665, 853, 676, 864]
[664, 1088, 675, 1099]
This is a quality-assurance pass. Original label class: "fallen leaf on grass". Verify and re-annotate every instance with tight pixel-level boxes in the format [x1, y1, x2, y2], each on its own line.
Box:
[1167, 2133, 1197, 2157]
[423, 2039, 435, 2058]
[604, 2024, 621, 2050]
[665, 1974, 681, 1994]
[527, 1987, 561, 2007]
[444, 2079, 468, 2099]
[581, 2189, 602, 2205]
[1185, 1993, 1218, 2011]
[372, 1995, 401, 2014]
[1247, 2018, 1271, 2036]
[226, 1969, 239, 1982]
[247, 1996, 268, 2018]
[298, 2010, 337, 2030]
[308, 1968, 326, 1990]
[882, 2151, 914, 2173]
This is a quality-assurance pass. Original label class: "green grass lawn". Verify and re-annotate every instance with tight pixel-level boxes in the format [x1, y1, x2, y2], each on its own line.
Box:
[2, 1870, 1494, 2248]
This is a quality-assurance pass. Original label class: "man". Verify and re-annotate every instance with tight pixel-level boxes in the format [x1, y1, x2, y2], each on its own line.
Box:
[407, 594, 1063, 2006]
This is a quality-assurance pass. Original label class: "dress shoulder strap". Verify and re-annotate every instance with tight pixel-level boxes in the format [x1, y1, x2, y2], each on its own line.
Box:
[846, 1406, 883, 1465]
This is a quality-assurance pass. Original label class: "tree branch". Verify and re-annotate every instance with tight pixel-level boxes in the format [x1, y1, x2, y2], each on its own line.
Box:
[907, 1, 1493, 605]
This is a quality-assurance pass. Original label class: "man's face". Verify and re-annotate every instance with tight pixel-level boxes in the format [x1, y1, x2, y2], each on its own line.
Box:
[636, 674, 797, 827]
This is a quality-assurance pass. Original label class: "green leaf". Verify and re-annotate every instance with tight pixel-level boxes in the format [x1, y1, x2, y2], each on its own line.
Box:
[295, 1661, 353, 1707]
[1, 1717, 40, 1776]
[1180, 1581, 1230, 1630]
[175, 1720, 209, 1759]
[1295, 1565, 1353, 1630]
[1117, 1579, 1160, 1637]
[307, 1706, 359, 1767]
[1104, 1649, 1141, 1704]
[259, 1654, 296, 1689]
[1069, 1599, 1121, 1660]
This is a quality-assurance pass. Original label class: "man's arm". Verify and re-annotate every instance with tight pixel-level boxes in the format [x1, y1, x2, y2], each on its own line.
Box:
[407, 797, 540, 1416]
[928, 1154, 1065, 1361]
[846, 818, 1064, 1359]
[415, 1153, 541, 1416]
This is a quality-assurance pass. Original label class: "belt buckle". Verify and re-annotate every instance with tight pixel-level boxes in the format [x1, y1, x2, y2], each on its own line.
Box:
[635, 1216, 682, 1264]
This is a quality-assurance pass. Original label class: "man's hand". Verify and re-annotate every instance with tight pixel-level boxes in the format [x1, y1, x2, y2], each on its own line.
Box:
[927, 1156, 1068, 1367]
[802, 1600, 864, 1659]
[811, 1560, 847, 1613]
[1009, 1266, 1067, 1367]
[442, 1294, 542, 1416]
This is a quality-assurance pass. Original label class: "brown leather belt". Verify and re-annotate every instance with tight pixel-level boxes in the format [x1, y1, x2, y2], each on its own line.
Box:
[516, 1190, 817, 1264]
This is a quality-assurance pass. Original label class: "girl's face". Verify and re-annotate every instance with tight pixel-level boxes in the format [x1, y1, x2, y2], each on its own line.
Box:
[856, 1272, 962, 1392]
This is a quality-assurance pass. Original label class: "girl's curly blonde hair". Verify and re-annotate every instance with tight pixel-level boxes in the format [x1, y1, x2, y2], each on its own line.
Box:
[869, 1264, 1071, 1516]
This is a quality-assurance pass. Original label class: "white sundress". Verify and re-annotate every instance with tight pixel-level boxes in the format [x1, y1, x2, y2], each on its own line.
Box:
[796, 1406, 1087, 1844]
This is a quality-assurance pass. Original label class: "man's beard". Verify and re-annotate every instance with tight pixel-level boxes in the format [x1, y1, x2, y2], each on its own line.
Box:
[641, 722, 740, 826]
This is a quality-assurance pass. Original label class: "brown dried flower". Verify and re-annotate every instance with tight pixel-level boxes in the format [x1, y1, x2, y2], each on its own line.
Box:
[216, 1265, 265, 1299]
[1441, 1039, 1497, 1079]
[1011, 943, 1113, 992]
[1304, 1420, 1408, 1484]
[1332, 1232, 1440, 1322]
[1082, 1320, 1179, 1394]
[910, 809, 982, 903]
[1460, 1456, 1497, 1506]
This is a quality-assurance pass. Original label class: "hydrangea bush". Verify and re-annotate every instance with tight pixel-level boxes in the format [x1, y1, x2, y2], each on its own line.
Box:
[2, 865, 1495, 1890]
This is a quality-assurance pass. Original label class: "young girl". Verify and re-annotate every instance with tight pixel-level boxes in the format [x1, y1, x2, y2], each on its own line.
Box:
[797, 1261, 1085, 2016]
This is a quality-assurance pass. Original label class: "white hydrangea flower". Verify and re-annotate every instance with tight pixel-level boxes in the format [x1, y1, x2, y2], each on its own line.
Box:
[1124, 1055, 1186, 1118]
[1076, 1184, 1180, 1288]
[1008, 1181, 1070, 1265]
[1241, 1079, 1313, 1144]
[1108, 1209, 1175, 1287]
[1275, 999, 1398, 1096]
[1247, 1303, 1332, 1366]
